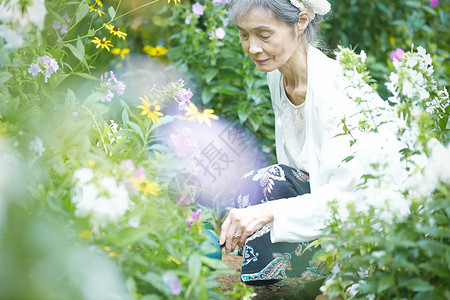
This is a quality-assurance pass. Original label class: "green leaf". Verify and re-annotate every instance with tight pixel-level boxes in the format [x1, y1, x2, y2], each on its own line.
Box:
[110, 227, 155, 245]
[126, 120, 145, 141]
[71, 72, 98, 81]
[122, 108, 130, 125]
[76, 2, 89, 23]
[188, 252, 202, 278]
[140, 272, 171, 296]
[83, 92, 105, 105]
[66, 88, 77, 105]
[65, 40, 89, 70]
[201, 87, 215, 105]
[377, 275, 394, 293]
[86, 29, 95, 37]
[0, 71, 12, 84]
[49, 73, 70, 89]
[404, 278, 434, 292]
[204, 69, 219, 84]
[108, 6, 116, 20]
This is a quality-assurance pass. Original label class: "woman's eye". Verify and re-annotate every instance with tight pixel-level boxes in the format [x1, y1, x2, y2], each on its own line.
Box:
[260, 35, 270, 40]
[240, 34, 249, 39]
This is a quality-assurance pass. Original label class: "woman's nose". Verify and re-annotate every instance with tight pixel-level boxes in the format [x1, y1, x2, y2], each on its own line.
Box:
[248, 39, 262, 55]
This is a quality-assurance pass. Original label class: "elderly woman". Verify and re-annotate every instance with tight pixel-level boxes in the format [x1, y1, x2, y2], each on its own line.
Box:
[219, 0, 360, 287]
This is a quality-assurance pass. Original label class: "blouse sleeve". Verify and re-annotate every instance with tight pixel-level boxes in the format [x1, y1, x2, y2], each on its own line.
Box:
[268, 65, 363, 243]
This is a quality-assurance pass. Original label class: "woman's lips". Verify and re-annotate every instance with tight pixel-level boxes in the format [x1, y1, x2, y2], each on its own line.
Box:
[254, 58, 269, 64]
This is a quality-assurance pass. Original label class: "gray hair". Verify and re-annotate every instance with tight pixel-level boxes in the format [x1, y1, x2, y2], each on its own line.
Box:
[228, 0, 323, 44]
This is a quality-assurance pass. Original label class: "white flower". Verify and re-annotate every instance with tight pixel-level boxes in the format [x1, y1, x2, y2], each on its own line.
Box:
[29, 136, 45, 162]
[359, 50, 367, 63]
[73, 168, 94, 185]
[425, 139, 450, 185]
[72, 171, 131, 229]
[0, 25, 24, 49]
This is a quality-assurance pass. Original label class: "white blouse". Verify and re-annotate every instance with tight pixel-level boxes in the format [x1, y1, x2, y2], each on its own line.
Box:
[267, 45, 361, 243]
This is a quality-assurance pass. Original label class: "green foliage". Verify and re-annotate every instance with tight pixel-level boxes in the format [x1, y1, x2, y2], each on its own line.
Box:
[324, 0, 449, 97]
[0, 1, 256, 299]
[316, 47, 450, 299]
[157, 0, 276, 162]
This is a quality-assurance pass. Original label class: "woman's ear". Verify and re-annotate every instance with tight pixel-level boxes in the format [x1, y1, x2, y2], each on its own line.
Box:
[296, 10, 309, 37]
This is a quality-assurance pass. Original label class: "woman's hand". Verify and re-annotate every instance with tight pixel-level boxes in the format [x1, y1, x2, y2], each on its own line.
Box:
[219, 202, 274, 253]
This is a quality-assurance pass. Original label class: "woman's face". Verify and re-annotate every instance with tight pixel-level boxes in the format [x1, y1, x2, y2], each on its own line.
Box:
[235, 7, 301, 73]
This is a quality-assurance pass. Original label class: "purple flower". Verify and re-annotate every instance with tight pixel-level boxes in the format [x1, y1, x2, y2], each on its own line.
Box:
[52, 20, 62, 30]
[192, 2, 204, 16]
[162, 274, 182, 295]
[100, 71, 126, 100]
[389, 48, 405, 62]
[215, 27, 226, 40]
[212, 0, 229, 5]
[221, 17, 230, 27]
[114, 81, 126, 96]
[101, 90, 114, 103]
[185, 16, 191, 25]
[177, 88, 193, 110]
[185, 209, 202, 229]
[60, 24, 68, 35]
[29, 55, 59, 82]
[28, 63, 41, 76]
[430, 0, 439, 7]
[63, 13, 71, 24]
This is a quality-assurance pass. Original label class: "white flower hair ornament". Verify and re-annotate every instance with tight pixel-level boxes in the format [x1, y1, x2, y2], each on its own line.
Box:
[289, 0, 331, 21]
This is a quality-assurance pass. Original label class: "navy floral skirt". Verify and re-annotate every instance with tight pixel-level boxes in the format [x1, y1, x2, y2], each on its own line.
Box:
[235, 164, 324, 285]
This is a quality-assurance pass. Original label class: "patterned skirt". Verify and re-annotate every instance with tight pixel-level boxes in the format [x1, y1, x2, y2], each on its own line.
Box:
[235, 164, 324, 285]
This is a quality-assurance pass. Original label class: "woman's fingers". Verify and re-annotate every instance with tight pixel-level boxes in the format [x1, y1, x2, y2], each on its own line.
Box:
[219, 216, 231, 246]
[219, 204, 275, 253]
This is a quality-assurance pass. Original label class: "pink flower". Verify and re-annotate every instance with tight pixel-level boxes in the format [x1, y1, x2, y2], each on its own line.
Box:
[389, 48, 405, 62]
[185, 208, 202, 229]
[162, 274, 182, 295]
[192, 2, 204, 16]
[133, 167, 146, 180]
[177, 195, 186, 204]
[120, 159, 135, 171]
[430, 0, 439, 7]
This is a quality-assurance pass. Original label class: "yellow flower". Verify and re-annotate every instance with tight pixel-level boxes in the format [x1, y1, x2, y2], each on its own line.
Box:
[108, 252, 121, 257]
[88, 159, 96, 168]
[167, 256, 181, 265]
[104, 23, 127, 39]
[89, 5, 105, 17]
[95, 0, 103, 7]
[104, 246, 111, 251]
[143, 45, 168, 56]
[137, 95, 164, 123]
[184, 102, 219, 127]
[111, 47, 130, 60]
[168, 0, 181, 4]
[129, 176, 161, 196]
[79, 230, 91, 239]
[91, 37, 113, 51]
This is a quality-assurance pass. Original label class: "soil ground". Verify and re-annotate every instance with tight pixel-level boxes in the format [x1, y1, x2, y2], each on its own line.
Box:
[217, 254, 325, 300]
